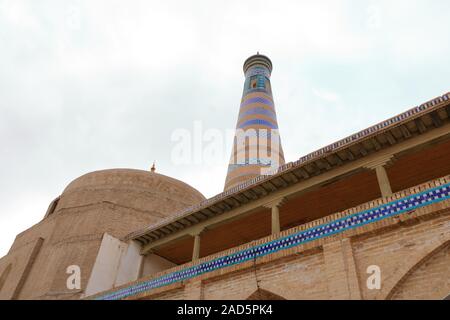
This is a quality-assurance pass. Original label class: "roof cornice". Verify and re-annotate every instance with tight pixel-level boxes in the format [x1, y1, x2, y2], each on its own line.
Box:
[126, 92, 450, 244]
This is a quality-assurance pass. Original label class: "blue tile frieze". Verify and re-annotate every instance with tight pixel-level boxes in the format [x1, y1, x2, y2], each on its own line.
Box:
[97, 181, 450, 300]
[130, 93, 449, 237]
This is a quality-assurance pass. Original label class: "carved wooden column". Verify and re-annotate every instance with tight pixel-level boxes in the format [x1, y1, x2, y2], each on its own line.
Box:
[264, 198, 285, 235]
[190, 228, 204, 261]
[364, 155, 394, 198]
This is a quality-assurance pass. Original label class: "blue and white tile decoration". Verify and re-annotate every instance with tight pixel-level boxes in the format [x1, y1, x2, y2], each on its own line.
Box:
[238, 119, 278, 129]
[240, 96, 274, 108]
[132, 93, 449, 236]
[96, 181, 450, 300]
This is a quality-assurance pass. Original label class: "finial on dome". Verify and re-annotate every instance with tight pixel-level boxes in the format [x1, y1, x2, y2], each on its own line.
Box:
[150, 161, 156, 172]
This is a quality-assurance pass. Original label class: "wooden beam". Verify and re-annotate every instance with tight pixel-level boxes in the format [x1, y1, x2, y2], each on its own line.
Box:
[326, 157, 335, 167]
[149, 232, 160, 240]
[201, 208, 216, 217]
[371, 138, 382, 151]
[255, 185, 268, 196]
[446, 105, 450, 118]
[400, 125, 412, 138]
[346, 150, 355, 161]
[318, 159, 332, 170]
[332, 154, 343, 165]
[179, 218, 192, 226]
[141, 235, 153, 242]
[186, 215, 200, 224]
[430, 111, 442, 127]
[279, 175, 291, 186]
[160, 227, 172, 235]
[384, 131, 397, 145]
[228, 197, 241, 207]
[154, 230, 166, 238]
[291, 170, 303, 180]
[140, 122, 450, 254]
[308, 162, 322, 174]
[245, 189, 259, 200]
[165, 225, 178, 233]
[218, 202, 232, 211]
[358, 144, 368, 156]
[265, 181, 278, 191]
[134, 238, 145, 246]
[415, 118, 427, 133]
[174, 221, 186, 229]
[275, 177, 288, 188]
[287, 172, 299, 183]
[297, 168, 310, 179]
[209, 205, 223, 214]
[238, 193, 251, 202]
[193, 212, 208, 220]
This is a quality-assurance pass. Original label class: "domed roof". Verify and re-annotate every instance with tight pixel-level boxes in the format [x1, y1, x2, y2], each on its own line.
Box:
[64, 169, 203, 196]
[57, 168, 205, 218]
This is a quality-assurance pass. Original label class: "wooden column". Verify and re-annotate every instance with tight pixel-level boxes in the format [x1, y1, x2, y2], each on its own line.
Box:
[264, 198, 285, 235]
[271, 205, 280, 234]
[190, 228, 204, 261]
[192, 234, 201, 261]
[375, 165, 393, 198]
[364, 155, 394, 198]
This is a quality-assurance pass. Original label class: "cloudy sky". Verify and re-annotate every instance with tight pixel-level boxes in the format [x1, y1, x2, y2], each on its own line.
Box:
[0, 0, 449, 256]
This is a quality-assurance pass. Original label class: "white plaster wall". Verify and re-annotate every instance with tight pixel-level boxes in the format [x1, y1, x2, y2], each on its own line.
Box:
[84, 235, 177, 298]
[114, 241, 142, 287]
[84, 233, 127, 297]
[141, 254, 176, 277]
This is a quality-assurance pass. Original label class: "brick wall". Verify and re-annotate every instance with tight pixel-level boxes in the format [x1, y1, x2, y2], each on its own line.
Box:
[150, 209, 449, 300]
[135, 177, 450, 301]
[389, 242, 450, 300]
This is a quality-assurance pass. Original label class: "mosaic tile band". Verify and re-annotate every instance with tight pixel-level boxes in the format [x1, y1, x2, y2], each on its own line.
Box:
[238, 107, 277, 120]
[224, 56, 285, 190]
[126, 92, 448, 249]
[245, 66, 271, 78]
[241, 97, 274, 108]
[238, 119, 278, 129]
[97, 181, 450, 300]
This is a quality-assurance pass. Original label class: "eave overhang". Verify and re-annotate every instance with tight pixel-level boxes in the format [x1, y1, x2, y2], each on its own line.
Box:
[126, 92, 450, 250]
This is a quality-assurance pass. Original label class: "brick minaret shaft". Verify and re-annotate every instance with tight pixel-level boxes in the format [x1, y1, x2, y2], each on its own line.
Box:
[224, 54, 285, 190]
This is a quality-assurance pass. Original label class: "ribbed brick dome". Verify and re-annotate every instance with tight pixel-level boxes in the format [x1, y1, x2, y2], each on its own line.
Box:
[59, 169, 205, 218]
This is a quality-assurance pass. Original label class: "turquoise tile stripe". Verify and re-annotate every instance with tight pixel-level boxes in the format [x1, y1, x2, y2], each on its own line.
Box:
[238, 119, 278, 129]
[96, 181, 450, 300]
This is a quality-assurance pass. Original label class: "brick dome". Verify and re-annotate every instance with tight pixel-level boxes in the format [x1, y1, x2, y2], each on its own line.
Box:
[0, 169, 205, 300]
[58, 168, 205, 219]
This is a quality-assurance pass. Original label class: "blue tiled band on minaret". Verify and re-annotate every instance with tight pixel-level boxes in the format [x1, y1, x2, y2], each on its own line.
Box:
[224, 54, 285, 190]
[241, 97, 274, 108]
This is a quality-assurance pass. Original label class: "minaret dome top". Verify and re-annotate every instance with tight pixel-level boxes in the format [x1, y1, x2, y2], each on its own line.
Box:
[243, 53, 273, 74]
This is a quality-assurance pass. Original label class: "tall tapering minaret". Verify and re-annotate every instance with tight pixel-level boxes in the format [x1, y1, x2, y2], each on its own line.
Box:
[224, 53, 285, 190]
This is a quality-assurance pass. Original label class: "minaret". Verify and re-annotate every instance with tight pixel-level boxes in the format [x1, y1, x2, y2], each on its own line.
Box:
[224, 53, 285, 190]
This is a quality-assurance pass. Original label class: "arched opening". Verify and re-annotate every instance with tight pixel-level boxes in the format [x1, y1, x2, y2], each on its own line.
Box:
[388, 241, 450, 300]
[246, 288, 286, 300]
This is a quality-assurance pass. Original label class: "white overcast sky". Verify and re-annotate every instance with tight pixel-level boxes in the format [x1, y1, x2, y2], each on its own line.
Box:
[0, 0, 449, 256]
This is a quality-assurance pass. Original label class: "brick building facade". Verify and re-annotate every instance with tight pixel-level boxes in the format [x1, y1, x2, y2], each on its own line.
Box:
[0, 55, 449, 300]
